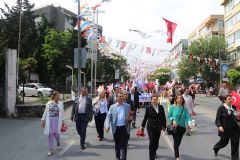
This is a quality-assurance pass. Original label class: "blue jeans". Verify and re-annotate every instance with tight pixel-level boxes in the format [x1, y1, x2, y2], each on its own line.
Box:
[76, 113, 88, 146]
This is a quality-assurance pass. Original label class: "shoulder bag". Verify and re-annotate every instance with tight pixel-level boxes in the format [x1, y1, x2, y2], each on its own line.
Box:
[166, 106, 184, 135]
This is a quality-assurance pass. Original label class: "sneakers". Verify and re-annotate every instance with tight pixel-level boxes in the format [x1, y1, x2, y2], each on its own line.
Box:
[47, 150, 53, 156]
[213, 149, 218, 157]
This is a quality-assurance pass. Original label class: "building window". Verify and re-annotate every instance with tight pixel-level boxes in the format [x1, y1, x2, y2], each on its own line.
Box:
[229, 51, 236, 60]
[227, 33, 234, 47]
[235, 29, 240, 41]
[237, 49, 240, 58]
[218, 20, 224, 28]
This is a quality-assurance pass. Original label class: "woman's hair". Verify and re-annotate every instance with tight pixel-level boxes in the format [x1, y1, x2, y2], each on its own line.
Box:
[174, 94, 185, 106]
[221, 94, 232, 102]
[51, 91, 60, 100]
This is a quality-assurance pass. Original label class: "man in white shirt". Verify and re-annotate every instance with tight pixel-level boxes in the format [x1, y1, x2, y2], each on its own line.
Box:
[219, 82, 229, 101]
[105, 92, 131, 160]
[71, 87, 93, 150]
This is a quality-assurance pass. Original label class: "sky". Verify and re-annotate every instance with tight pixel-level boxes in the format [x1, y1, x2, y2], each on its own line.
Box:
[1, 0, 224, 77]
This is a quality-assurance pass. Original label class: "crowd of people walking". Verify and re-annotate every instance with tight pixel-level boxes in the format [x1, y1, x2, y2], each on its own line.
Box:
[40, 82, 240, 160]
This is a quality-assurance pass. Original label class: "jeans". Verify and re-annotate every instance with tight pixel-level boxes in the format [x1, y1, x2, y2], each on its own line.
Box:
[172, 125, 186, 158]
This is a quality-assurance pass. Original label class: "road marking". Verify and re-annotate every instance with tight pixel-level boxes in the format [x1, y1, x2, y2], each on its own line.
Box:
[58, 140, 75, 156]
[162, 131, 185, 160]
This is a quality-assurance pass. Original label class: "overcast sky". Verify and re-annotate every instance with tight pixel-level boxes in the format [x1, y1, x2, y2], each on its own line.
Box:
[1, 0, 224, 74]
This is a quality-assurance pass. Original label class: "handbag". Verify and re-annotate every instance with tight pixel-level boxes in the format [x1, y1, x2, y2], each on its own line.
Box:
[166, 107, 184, 135]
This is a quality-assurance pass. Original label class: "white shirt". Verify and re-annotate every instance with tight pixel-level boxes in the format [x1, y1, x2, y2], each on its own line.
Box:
[78, 96, 86, 113]
[153, 105, 158, 113]
[182, 94, 194, 114]
[219, 87, 229, 96]
[99, 99, 108, 114]
[116, 104, 125, 126]
[131, 93, 134, 102]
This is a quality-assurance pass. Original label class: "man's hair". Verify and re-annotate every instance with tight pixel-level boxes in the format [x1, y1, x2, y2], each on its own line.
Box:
[151, 94, 158, 100]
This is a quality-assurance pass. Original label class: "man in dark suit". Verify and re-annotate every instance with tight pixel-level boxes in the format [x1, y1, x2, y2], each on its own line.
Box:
[129, 87, 140, 128]
[71, 87, 93, 150]
[141, 95, 166, 160]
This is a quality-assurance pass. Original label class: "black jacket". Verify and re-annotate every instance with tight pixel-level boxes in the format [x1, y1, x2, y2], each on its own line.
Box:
[71, 96, 93, 122]
[126, 99, 135, 111]
[128, 92, 141, 109]
[215, 105, 239, 132]
[141, 104, 166, 131]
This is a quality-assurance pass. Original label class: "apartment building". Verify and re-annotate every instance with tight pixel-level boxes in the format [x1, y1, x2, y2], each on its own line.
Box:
[33, 5, 76, 32]
[188, 15, 224, 45]
[221, 0, 240, 68]
[168, 39, 188, 80]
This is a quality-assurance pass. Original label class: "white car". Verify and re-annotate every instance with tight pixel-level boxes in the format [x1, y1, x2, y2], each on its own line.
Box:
[18, 83, 54, 97]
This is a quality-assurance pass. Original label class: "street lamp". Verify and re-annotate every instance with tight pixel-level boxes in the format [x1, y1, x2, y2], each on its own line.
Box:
[66, 65, 73, 91]
[81, 71, 86, 87]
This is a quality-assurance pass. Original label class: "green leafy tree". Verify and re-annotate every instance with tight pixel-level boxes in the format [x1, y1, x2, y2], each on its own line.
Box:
[227, 69, 240, 87]
[42, 29, 72, 85]
[19, 57, 37, 82]
[147, 68, 171, 85]
[178, 36, 227, 83]
[0, 0, 38, 82]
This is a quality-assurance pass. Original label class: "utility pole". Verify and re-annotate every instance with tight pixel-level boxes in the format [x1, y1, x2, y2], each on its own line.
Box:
[77, 0, 82, 93]
[94, 10, 98, 96]
[218, 35, 222, 89]
[16, 0, 22, 85]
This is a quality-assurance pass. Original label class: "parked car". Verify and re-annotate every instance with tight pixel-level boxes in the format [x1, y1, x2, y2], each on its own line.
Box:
[18, 83, 54, 97]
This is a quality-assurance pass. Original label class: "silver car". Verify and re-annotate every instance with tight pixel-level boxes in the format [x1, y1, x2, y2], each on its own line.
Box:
[18, 83, 54, 97]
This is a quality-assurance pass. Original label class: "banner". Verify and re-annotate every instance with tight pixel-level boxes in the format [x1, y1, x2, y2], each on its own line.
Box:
[221, 63, 229, 81]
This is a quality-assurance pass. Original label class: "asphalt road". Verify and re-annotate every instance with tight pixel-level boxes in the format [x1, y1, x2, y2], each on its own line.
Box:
[0, 94, 234, 160]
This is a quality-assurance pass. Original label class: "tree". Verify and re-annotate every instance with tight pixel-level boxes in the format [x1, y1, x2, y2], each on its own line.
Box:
[0, 0, 38, 82]
[19, 57, 37, 82]
[42, 29, 72, 85]
[227, 69, 240, 88]
[147, 68, 171, 85]
[177, 36, 227, 83]
[177, 57, 199, 83]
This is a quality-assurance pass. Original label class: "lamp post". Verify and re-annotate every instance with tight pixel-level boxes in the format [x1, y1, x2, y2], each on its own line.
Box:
[81, 71, 86, 87]
[66, 65, 73, 91]
[93, 10, 105, 96]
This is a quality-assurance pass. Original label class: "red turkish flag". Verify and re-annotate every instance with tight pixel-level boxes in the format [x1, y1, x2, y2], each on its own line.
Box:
[230, 91, 240, 111]
[120, 41, 127, 50]
[91, 4, 101, 10]
[146, 47, 151, 54]
[162, 17, 177, 44]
